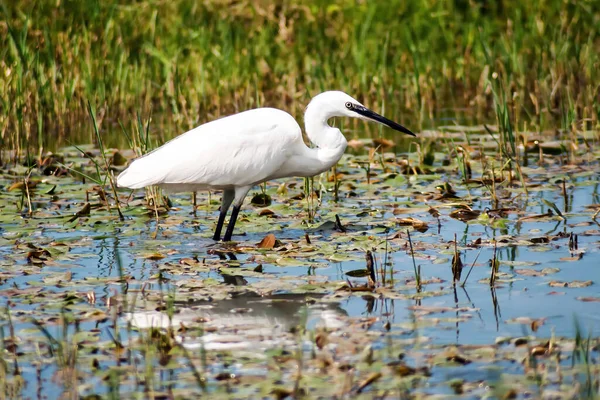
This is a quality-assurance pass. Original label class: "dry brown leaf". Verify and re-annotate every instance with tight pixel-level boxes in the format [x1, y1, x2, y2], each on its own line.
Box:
[8, 181, 38, 192]
[257, 233, 277, 249]
[315, 332, 328, 349]
[179, 257, 200, 266]
[530, 344, 550, 357]
[356, 372, 382, 394]
[393, 364, 416, 377]
[396, 217, 428, 232]
[449, 208, 481, 221]
[559, 253, 583, 262]
[372, 138, 395, 148]
[576, 296, 600, 302]
[347, 139, 364, 149]
[531, 319, 545, 332]
[8, 182, 25, 191]
[258, 209, 275, 217]
[428, 207, 441, 218]
[326, 173, 344, 182]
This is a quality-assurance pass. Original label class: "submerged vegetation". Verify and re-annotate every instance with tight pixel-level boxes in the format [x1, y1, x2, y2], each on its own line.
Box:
[0, 0, 599, 398]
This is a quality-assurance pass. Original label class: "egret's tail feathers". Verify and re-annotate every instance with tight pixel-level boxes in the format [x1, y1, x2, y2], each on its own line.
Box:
[116, 158, 164, 189]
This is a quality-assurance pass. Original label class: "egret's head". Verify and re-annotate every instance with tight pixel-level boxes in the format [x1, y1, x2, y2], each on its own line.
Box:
[308, 91, 415, 137]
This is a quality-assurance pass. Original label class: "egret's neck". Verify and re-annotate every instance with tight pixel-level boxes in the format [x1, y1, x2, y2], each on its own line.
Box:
[303, 103, 347, 173]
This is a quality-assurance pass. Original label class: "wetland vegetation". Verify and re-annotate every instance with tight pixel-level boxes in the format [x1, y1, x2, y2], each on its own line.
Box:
[1, 0, 600, 398]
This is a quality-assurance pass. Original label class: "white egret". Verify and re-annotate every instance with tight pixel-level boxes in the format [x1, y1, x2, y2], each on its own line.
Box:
[117, 91, 415, 241]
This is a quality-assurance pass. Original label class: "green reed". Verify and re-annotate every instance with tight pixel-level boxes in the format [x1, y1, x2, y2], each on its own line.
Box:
[0, 0, 598, 156]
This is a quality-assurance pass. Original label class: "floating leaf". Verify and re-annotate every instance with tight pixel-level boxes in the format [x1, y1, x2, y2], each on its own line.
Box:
[449, 208, 481, 222]
[529, 236, 549, 244]
[548, 280, 592, 288]
[179, 257, 200, 266]
[396, 217, 428, 232]
[576, 297, 600, 302]
[501, 260, 540, 267]
[506, 317, 547, 326]
[392, 363, 417, 377]
[345, 269, 370, 277]
[530, 344, 550, 357]
[539, 140, 569, 155]
[26, 249, 51, 265]
[250, 193, 271, 207]
[144, 253, 166, 260]
[531, 319, 544, 332]
[559, 253, 583, 262]
[307, 221, 337, 232]
[514, 267, 559, 276]
[518, 210, 558, 222]
[446, 354, 471, 365]
[258, 209, 275, 217]
[257, 233, 277, 249]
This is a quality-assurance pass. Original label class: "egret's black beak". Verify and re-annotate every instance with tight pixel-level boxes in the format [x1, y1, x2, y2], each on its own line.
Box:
[353, 105, 415, 137]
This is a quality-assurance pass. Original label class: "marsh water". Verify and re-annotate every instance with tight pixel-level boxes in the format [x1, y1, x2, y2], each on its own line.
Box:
[1, 126, 599, 398]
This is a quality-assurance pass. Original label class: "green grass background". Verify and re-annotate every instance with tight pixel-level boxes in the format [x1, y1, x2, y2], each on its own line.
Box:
[1, 0, 598, 152]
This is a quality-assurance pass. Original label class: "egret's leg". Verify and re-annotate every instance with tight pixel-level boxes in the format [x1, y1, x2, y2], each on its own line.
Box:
[223, 205, 241, 242]
[222, 186, 251, 242]
[213, 190, 234, 241]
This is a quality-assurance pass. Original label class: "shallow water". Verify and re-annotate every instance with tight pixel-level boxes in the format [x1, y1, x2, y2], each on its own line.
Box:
[1, 133, 599, 397]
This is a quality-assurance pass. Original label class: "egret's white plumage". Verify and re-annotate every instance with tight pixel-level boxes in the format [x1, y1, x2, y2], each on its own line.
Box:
[117, 108, 300, 190]
[117, 91, 415, 241]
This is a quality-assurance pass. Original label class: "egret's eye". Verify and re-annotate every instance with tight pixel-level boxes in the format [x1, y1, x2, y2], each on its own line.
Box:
[345, 102, 353, 109]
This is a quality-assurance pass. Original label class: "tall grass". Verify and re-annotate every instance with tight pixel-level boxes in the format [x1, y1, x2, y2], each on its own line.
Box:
[0, 0, 598, 155]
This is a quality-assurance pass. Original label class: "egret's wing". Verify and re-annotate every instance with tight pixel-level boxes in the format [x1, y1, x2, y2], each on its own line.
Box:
[117, 108, 301, 190]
